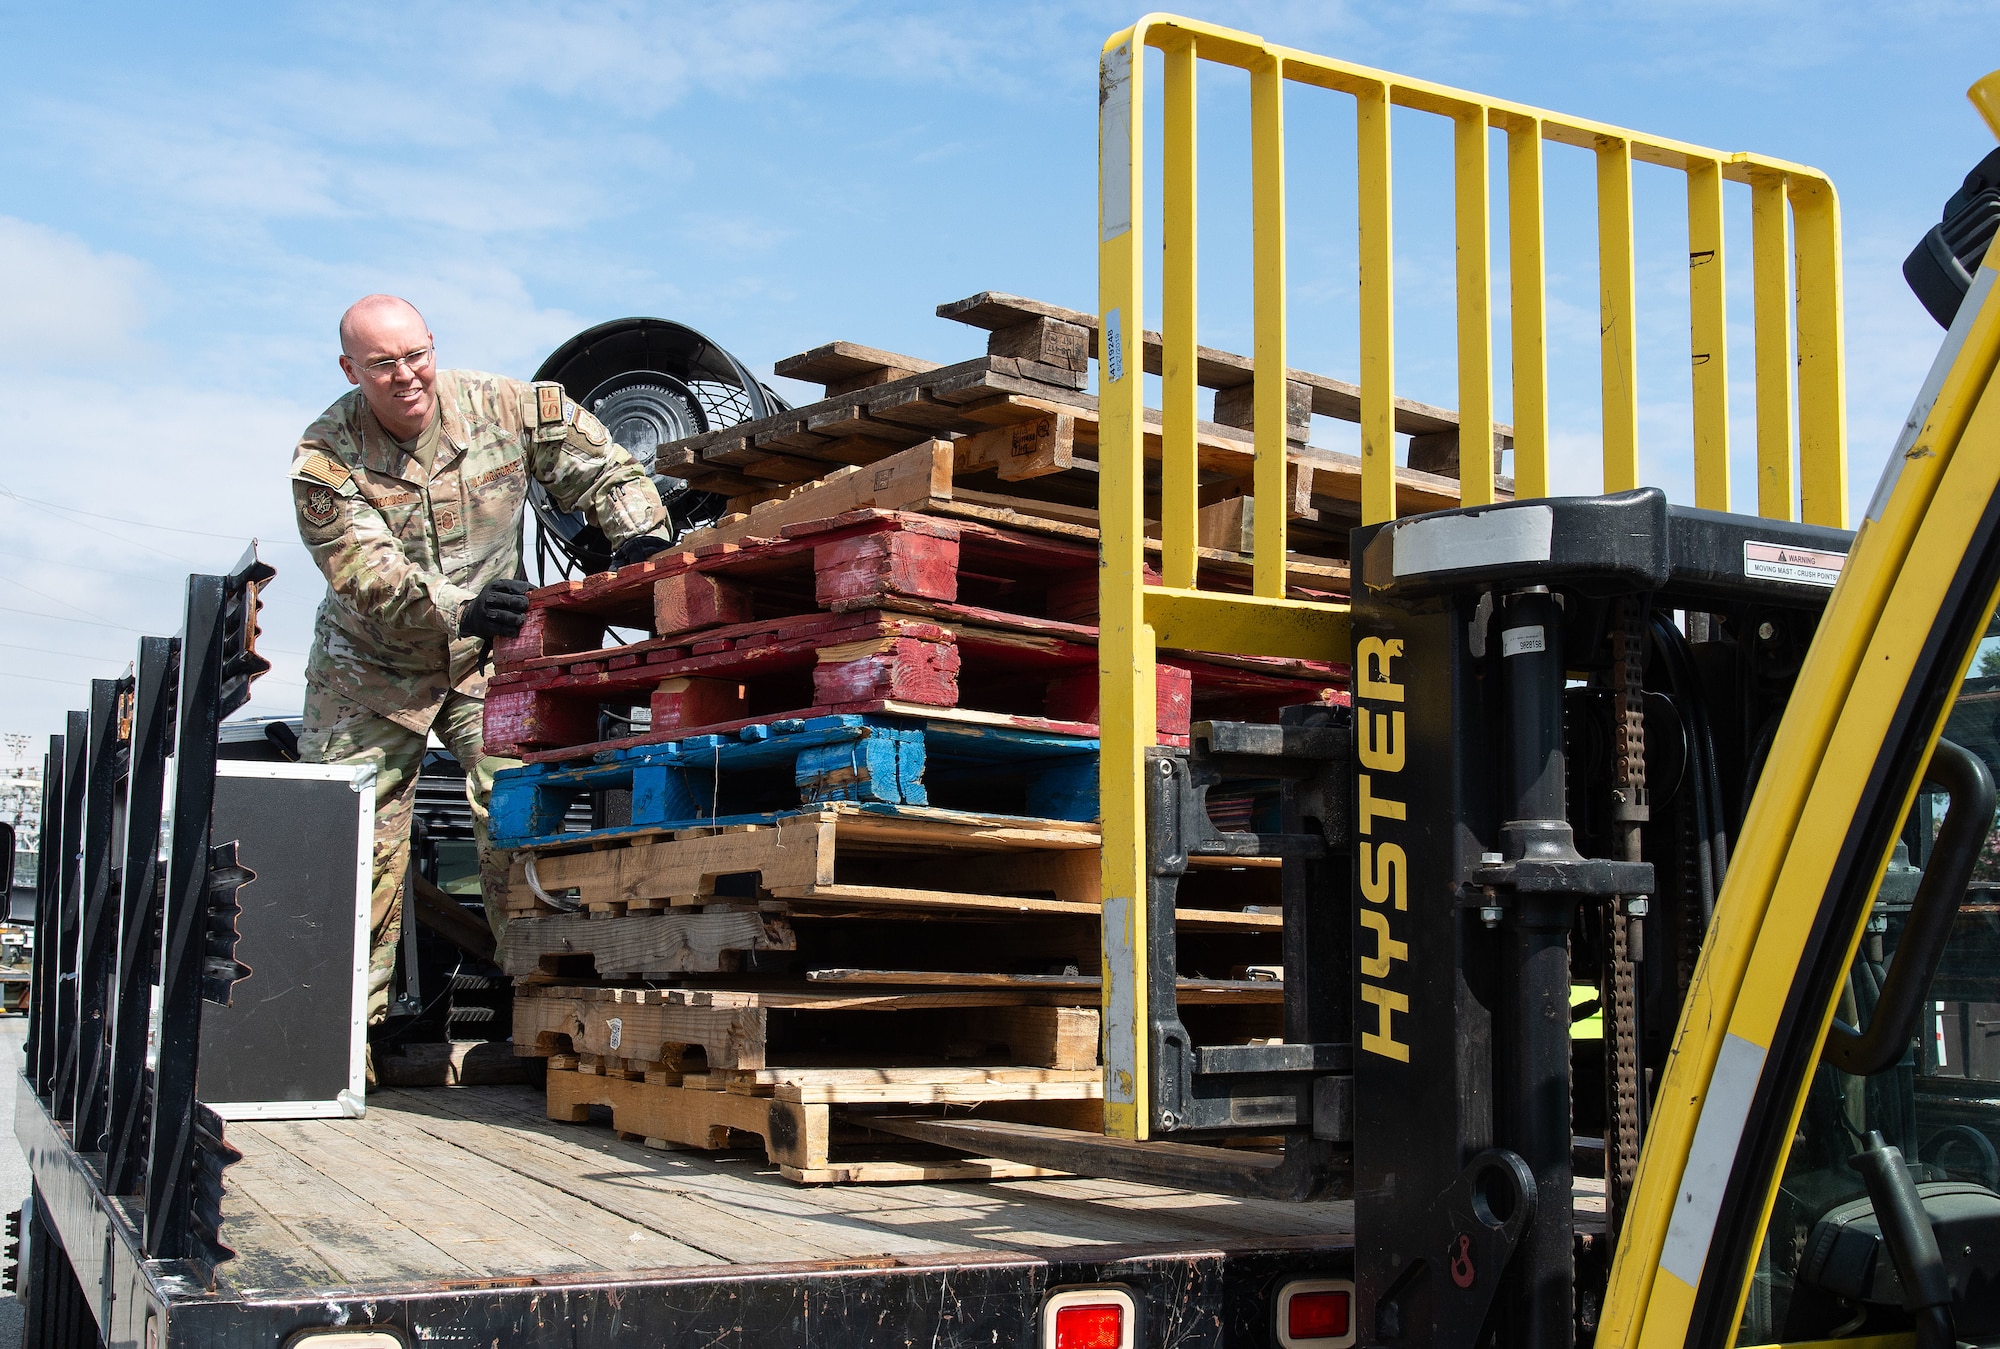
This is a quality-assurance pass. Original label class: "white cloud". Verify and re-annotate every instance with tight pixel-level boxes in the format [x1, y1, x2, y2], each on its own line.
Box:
[0, 218, 152, 367]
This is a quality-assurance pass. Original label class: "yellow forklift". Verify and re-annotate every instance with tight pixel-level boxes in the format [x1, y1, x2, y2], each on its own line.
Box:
[1075, 16, 2000, 1349]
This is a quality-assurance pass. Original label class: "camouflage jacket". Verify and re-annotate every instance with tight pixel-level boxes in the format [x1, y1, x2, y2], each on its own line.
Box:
[291, 368, 663, 734]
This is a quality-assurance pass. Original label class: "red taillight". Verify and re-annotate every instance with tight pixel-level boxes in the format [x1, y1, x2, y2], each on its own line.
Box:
[1276, 1279, 1355, 1348]
[1042, 1289, 1135, 1349]
[1053, 1303, 1124, 1349]
[1288, 1290, 1351, 1340]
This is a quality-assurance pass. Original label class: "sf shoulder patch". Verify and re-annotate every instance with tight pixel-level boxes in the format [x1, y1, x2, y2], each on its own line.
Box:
[297, 482, 342, 540]
[536, 384, 564, 425]
[295, 451, 352, 489]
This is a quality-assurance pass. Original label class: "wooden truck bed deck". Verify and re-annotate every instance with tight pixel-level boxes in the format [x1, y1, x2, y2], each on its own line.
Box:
[217, 1084, 1371, 1300]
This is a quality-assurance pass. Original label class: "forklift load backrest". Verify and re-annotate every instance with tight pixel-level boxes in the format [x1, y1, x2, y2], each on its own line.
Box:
[1095, 12, 1848, 1145]
[1099, 15, 2000, 1349]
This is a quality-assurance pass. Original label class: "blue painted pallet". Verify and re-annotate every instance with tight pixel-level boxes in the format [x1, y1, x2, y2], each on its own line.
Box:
[490, 714, 1098, 849]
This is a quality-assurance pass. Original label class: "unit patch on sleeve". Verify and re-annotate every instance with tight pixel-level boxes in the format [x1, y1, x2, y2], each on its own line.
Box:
[537, 384, 564, 425]
[298, 482, 342, 539]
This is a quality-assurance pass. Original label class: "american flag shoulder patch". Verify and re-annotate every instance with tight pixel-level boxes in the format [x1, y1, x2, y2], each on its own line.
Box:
[297, 452, 352, 489]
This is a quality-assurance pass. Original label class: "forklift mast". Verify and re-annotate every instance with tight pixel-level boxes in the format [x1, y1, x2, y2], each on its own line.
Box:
[1097, 16, 2000, 1348]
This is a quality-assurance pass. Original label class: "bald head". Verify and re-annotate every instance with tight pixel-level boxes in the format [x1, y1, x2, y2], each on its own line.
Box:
[337, 294, 437, 440]
[339, 294, 427, 356]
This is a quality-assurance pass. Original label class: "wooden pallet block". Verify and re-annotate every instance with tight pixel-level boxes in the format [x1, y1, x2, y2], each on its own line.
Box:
[544, 1066, 1076, 1184]
[514, 984, 1101, 1071]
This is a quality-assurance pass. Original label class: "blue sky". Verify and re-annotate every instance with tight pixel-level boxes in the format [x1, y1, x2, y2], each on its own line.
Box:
[1, 1, 1997, 737]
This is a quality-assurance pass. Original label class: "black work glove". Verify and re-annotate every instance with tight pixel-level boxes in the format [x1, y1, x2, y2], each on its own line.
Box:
[611, 532, 673, 569]
[460, 578, 533, 638]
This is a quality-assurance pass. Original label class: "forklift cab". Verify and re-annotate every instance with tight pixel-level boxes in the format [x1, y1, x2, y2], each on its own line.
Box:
[1092, 16, 2000, 1347]
[1735, 662, 2000, 1344]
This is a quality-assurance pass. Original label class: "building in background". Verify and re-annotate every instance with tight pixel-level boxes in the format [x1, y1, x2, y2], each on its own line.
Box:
[1, 732, 42, 917]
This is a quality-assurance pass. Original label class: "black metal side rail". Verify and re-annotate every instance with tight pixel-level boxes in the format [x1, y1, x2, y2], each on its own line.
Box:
[20, 548, 273, 1315]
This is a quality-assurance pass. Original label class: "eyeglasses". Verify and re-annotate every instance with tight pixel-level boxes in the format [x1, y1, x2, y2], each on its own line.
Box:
[355, 346, 435, 379]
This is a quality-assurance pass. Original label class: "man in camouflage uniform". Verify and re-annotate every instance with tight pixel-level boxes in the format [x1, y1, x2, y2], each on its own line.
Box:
[293, 294, 670, 1022]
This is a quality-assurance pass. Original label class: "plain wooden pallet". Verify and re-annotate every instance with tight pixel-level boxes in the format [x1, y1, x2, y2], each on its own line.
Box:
[664, 437, 1355, 601]
[514, 984, 1103, 1072]
[658, 314, 1486, 530]
[493, 806, 1281, 973]
[544, 1061, 1098, 1185]
[933, 291, 1515, 455]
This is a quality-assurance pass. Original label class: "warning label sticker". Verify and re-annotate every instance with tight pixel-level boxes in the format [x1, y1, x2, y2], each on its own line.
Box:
[1744, 540, 1845, 588]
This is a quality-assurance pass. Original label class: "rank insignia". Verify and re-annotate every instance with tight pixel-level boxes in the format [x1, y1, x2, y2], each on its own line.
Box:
[301, 484, 340, 528]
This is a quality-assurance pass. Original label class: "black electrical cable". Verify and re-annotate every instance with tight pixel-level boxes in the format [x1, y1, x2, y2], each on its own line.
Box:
[1650, 617, 1711, 917]
[1652, 615, 1729, 928]
[1738, 712, 1784, 826]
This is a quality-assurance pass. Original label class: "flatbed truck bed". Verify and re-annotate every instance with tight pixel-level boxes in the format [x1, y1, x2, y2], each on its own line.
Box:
[16, 1074, 1610, 1346]
[18, 1078, 1412, 1346]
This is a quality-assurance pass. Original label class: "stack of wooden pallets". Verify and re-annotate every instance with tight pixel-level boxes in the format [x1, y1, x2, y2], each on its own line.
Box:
[486, 292, 1493, 1183]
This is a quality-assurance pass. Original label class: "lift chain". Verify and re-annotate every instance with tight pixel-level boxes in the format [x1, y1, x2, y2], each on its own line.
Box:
[1607, 598, 1648, 1234]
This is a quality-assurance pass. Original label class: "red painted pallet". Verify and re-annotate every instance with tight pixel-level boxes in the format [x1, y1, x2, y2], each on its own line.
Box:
[486, 601, 1342, 761]
[498, 509, 1109, 662]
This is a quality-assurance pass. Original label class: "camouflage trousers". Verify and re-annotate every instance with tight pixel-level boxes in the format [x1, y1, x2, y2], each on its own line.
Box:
[300, 686, 518, 1023]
